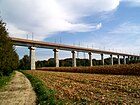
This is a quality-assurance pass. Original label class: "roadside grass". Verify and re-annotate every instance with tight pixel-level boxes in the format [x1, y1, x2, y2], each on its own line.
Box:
[21, 71, 63, 105]
[0, 71, 15, 89]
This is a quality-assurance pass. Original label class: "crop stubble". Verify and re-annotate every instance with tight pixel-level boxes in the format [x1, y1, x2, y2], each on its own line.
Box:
[25, 70, 140, 104]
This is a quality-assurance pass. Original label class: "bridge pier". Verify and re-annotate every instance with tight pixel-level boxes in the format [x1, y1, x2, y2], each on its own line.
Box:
[101, 53, 104, 65]
[110, 54, 113, 65]
[136, 56, 138, 61]
[72, 51, 76, 67]
[29, 46, 36, 70]
[117, 55, 120, 65]
[132, 56, 135, 61]
[123, 56, 126, 64]
[127, 56, 130, 64]
[88, 52, 92, 66]
[53, 49, 59, 67]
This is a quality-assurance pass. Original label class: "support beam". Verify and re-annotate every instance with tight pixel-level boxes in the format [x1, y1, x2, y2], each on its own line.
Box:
[117, 55, 120, 65]
[88, 52, 92, 66]
[132, 56, 135, 61]
[135, 57, 137, 61]
[127, 56, 130, 64]
[53, 49, 59, 67]
[123, 56, 126, 64]
[72, 51, 76, 67]
[101, 53, 104, 65]
[110, 54, 113, 65]
[29, 46, 36, 70]
[136, 57, 138, 61]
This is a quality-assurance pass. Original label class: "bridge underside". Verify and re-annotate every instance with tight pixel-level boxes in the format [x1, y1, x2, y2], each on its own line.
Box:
[11, 37, 140, 70]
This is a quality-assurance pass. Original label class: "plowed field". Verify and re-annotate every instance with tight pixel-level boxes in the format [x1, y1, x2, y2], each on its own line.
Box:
[25, 70, 140, 104]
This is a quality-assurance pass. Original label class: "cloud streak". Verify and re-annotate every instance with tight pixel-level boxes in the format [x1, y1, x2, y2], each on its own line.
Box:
[121, 0, 140, 6]
[0, 0, 120, 40]
[109, 22, 140, 34]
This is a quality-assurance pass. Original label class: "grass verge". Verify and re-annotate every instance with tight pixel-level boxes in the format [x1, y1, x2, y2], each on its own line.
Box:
[0, 71, 15, 89]
[21, 71, 63, 105]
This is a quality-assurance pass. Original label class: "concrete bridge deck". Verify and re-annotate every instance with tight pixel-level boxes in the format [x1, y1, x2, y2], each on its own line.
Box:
[11, 37, 140, 69]
[11, 37, 138, 57]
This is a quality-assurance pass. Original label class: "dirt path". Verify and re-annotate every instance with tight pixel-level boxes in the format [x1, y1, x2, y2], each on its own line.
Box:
[0, 71, 37, 105]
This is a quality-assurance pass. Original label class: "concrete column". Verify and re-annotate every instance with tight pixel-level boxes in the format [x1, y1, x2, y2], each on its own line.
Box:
[127, 56, 130, 64]
[132, 56, 135, 60]
[123, 56, 126, 64]
[134, 56, 137, 61]
[29, 46, 36, 70]
[88, 52, 92, 66]
[136, 57, 138, 61]
[72, 51, 76, 67]
[117, 55, 120, 65]
[53, 49, 59, 67]
[101, 53, 104, 65]
[110, 54, 113, 65]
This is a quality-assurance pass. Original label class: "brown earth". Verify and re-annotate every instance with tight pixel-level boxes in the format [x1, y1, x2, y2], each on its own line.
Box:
[26, 70, 140, 105]
[0, 71, 37, 105]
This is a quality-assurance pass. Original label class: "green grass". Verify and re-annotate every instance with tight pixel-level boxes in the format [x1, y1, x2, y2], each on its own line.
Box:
[0, 71, 15, 89]
[21, 71, 63, 105]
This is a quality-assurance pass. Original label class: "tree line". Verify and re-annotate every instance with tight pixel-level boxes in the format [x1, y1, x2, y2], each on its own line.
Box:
[18, 55, 139, 70]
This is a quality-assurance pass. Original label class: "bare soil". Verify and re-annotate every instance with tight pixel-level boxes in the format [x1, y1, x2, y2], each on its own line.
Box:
[0, 71, 37, 105]
[26, 70, 140, 104]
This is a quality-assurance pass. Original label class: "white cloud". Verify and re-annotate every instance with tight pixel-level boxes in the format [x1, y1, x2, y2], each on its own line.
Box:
[109, 22, 140, 34]
[121, 0, 140, 6]
[6, 23, 28, 38]
[0, 0, 119, 40]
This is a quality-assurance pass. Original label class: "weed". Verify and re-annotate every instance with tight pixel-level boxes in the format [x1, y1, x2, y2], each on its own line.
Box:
[0, 71, 15, 89]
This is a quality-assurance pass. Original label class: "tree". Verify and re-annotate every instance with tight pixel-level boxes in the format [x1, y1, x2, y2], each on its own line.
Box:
[19, 55, 30, 70]
[0, 19, 19, 76]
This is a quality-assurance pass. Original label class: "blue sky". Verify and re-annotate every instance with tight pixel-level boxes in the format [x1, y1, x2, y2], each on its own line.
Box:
[0, 0, 140, 60]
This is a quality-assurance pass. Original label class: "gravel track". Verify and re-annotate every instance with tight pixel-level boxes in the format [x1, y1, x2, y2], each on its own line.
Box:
[0, 71, 37, 105]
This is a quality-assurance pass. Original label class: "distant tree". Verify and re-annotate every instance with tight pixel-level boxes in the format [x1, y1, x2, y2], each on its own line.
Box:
[0, 18, 19, 76]
[60, 59, 72, 67]
[19, 55, 30, 70]
[47, 58, 55, 67]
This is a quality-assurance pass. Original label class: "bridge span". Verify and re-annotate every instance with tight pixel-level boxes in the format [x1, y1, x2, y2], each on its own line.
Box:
[11, 37, 140, 70]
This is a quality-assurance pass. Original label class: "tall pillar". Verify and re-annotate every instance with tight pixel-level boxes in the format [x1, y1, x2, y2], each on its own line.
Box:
[88, 52, 92, 66]
[53, 49, 59, 67]
[132, 56, 135, 60]
[123, 56, 126, 64]
[101, 53, 104, 65]
[117, 55, 120, 65]
[29, 46, 36, 70]
[127, 56, 130, 64]
[72, 51, 76, 67]
[110, 54, 113, 65]
[134, 56, 137, 61]
[136, 57, 138, 61]
[139, 57, 140, 61]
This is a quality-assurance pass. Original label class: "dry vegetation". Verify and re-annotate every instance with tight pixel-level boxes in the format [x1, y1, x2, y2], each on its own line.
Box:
[37, 63, 140, 75]
[25, 69, 140, 104]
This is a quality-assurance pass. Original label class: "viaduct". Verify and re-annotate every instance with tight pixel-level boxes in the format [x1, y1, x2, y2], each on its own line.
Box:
[11, 37, 140, 70]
